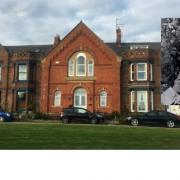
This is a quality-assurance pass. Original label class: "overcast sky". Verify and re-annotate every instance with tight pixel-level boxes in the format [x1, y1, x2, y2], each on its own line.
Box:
[0, 0, 180, 45]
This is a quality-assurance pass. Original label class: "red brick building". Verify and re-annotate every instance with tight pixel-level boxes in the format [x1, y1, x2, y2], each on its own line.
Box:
[0, 21, 165, 115]
[40, 22, 121, 115]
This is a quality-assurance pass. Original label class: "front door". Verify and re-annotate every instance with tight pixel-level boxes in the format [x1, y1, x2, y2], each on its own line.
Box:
[74, 88, 87, 109]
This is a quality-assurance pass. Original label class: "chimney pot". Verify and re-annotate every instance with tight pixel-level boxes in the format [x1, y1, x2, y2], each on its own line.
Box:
[54, 34, 61, 47]
[116, 28, 121, 47]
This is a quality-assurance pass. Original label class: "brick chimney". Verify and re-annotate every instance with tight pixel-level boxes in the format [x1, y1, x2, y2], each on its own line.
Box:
[54, 34, 61, 47]
[116, 28, 121, 47]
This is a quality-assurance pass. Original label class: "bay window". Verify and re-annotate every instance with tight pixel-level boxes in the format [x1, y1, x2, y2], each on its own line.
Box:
[137, 63, 147, 80]
[137, 91, 148, 112]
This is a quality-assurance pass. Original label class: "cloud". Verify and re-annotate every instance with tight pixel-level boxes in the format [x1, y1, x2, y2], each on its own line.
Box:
[0, 0, 180, 45]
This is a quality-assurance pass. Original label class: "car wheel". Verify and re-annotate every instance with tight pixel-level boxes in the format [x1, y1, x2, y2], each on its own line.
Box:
[166, 120, 175, 128]
[0, 116, 4, 122]
[91, 117, 98, 124]
[130, 118, 139, 126]
[62, 117, 69, 124]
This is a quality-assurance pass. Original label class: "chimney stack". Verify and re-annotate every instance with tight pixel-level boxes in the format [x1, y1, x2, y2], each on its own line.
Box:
[54, 34, 61, 47]
[116, 28, 121, 47]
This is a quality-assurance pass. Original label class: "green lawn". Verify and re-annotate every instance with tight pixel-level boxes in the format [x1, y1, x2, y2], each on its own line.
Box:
[0, 123, 180, 149]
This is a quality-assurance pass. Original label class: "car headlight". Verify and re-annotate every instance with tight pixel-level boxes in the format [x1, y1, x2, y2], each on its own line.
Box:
[5, 113, 10, 117]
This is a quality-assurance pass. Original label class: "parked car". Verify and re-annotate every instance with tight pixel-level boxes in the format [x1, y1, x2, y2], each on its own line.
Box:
[0, 110, 12, 122]
[60, 107, 104, 124]
[126, 110, 180, 128]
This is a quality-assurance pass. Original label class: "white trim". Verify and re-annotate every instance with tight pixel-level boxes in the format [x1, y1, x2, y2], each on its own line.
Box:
[68, 59, 74, 76]
[76, 56, 86, 77]
[100, 91, 107, 107]
[151, 91, 154, 111]
[150, 63, 153, 81]
[54, 91, 61, 106]
[137, 63, 147, 81]
[130, 91, 135, 112]
[74, 88, 87, 109]
[88, 60, 94, 76]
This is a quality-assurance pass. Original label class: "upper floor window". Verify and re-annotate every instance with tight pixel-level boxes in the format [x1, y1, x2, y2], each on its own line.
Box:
[88, 60, 94, 76]
[76, 55, 86, 76]
[68, 59, 74, 76]
[18, 64, 27, 81]
[54, 90, 61, 106]
[137, 63, 147, 81]
[150, 63, 153, 81]
[130, 64, 135, 81]
[0, 66, 2, 81]
[68, 52, 94, 77]
[100, 91, 107, 107]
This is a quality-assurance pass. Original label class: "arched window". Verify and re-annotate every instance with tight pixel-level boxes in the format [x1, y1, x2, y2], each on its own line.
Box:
[68, 59, 74, 76]
[76, 56, 86, 76]
[88, 60, 94, 76]
[100, 91, 107, 107]
[74, 88, 87, 108]
[54, 91, 61, 106]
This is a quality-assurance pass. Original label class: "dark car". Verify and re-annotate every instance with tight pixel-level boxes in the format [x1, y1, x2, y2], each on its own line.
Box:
[60, 107, 104, 124]
[0, 110, 12, 122]
[126, 110, 180, 128]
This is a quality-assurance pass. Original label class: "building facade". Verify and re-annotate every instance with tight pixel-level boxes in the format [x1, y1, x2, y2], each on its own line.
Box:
[0, 21, 166, 115]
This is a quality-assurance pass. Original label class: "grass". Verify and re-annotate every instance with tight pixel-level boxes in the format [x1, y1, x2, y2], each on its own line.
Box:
[0, 122, 180, 149]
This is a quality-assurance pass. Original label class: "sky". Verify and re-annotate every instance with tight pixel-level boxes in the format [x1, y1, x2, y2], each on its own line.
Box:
[0, 0, 180, 45]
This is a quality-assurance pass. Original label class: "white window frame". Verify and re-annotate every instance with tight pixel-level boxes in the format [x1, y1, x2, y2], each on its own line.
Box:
[54, 91, 61, 106]
[74, 88, 87, 108]
[68, 59, 74, 76]
[137, 91, 148, 112]
[76, 53, 86, 77]
[0, 66, 1, 81]
[151, 91, 154, 111]
[130, 63, 135, 81]
[130, 91, 135, 112]
[100, 91, 107, 107]
[88, 60, 94, 76]
[137, 63, 147, 81]
[150, 63, 153, 81]
[18, 64, 27, 81]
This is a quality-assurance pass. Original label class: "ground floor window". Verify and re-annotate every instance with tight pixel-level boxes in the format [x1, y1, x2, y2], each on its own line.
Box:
[130, 90, 151, 112]
[74, 88, 87, 108]
[137, 91, 148, 112]
[54, 90, 61, 106]
[17, 90, 26, 111]
[100, 91, 107, 107]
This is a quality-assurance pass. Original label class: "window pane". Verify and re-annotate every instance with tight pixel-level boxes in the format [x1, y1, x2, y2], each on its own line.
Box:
[100, 91, 107, 107]
[137, 72, 145, 79]
[77, 65, 85, 75]
[81, 96, 85, 106]
[54, 91, 61, 106]
[137, 91, 147, 112]
[18, 65, 27, 80]
[75, 96, 80, 106]
[77, 56, 85, 64]
[138, 64, 145, 71]
[68, 60, 74, 76]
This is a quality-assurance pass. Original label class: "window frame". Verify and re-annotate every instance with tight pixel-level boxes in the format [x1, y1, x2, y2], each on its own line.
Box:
[88, 60, 94, 76]
[54, 90, 61, 107]
[18, 64, 28, 81]
[130, 63, 135, 81]
[137, 63, 147, 81]
[76, 54, 86, 77]
[100, 91, 107, 107]
[137, 91, 148, 112]
[130, 91, 135, 112]
[68, 59, 74, 77]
